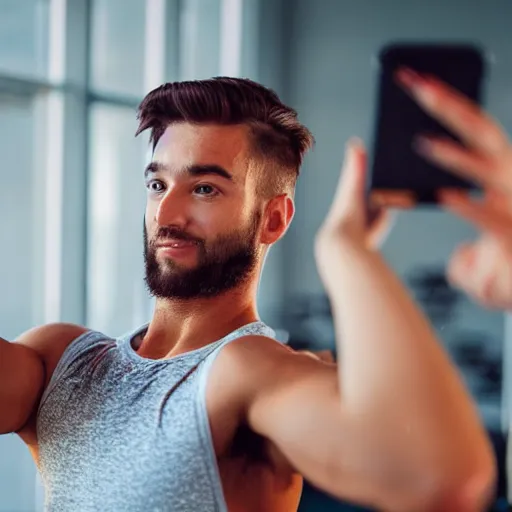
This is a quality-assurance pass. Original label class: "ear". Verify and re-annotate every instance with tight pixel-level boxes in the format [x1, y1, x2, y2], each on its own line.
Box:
[260, 195, 295, 245]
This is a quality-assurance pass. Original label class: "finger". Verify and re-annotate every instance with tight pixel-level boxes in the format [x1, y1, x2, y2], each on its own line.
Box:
[486, 188, 512, 213]
[326, 138, 367, 223]
[440, 188, 512, 212]
[440, 190, 512, 240]
[366, 205, 387, 231]
[448, 264, 485, 304]
[370, 191, 416, 209]
[339, 138, 367, 207]
[447, 243, 477, 287]
[366, 207, 396, 249]
[396, 68, 509, 155]
[448, 239, 506, 309]
[447, 242, 493, 303]
[415, 136, 503, 190]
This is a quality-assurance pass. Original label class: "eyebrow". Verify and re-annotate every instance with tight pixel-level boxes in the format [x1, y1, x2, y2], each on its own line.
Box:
[144, 162, 233, 181]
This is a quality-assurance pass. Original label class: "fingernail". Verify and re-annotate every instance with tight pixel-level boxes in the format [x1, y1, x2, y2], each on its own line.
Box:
[395, 67, 425, 90]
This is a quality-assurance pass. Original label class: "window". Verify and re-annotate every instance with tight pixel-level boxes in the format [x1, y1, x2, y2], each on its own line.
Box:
[0, 91, 42, 512]
[87, 103, 151, 335]
[89, 0, 146, 96]
[0, 0, 258, 510]
[0, 0, 49, 79]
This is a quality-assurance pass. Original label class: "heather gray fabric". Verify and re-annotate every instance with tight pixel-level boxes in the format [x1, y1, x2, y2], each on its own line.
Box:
[36, 321, 275, 512]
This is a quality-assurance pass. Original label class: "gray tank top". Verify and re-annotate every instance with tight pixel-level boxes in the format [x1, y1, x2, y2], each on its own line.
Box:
[36, 321, 275, 512]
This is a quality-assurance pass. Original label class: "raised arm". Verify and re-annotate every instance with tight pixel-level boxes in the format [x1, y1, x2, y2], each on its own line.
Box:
[242, 142, 495, 512]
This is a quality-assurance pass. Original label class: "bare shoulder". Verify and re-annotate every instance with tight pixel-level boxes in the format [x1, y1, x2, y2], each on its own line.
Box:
[206, 334, 336, 453]
[16, 322, 88, 345]
[12, 323, 88, 444]
[218, 335, 337, 390]
[16, 323, 89, 385]
[206, 336, 291, 402]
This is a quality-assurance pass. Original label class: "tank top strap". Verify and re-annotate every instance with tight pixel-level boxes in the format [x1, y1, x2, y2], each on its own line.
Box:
[209, 320, 275, 352]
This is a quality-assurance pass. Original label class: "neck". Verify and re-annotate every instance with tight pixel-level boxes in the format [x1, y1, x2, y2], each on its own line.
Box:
[138, 282, 260, 360]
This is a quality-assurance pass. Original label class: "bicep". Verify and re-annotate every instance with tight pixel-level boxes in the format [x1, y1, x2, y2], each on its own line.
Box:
[240, 338, 494, 512]
[244, 351, 419, 510]
[250, 360, 340, 449]
[247, 358, 350, 487]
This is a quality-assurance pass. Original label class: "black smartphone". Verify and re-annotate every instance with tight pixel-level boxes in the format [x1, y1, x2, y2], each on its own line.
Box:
[369, 42, 487, 205]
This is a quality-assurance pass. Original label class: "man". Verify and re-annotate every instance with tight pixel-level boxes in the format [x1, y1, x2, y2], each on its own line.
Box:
[0, 73, 501, 512]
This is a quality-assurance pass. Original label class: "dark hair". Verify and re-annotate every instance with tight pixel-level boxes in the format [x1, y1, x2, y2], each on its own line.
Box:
[135, 77, 314, 196]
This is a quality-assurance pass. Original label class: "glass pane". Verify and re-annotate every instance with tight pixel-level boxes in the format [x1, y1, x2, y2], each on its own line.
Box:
[89, 0, 146, 96]
[179, 0, 221, 80]
[0, 93, 43, 339]
[0, 92, 41, 511]
[0, 0, 49, 79]
[87, 103, 152, 336]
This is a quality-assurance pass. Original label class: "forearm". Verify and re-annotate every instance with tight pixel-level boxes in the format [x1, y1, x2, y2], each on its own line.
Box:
[328, 240, 495, 505]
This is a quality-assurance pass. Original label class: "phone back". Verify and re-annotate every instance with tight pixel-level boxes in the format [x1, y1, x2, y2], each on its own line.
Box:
[370, 43, 486, 203]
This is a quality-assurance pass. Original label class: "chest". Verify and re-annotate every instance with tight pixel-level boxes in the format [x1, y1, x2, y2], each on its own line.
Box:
[32, 340, 301, 511]
[35, 361, 223, 510]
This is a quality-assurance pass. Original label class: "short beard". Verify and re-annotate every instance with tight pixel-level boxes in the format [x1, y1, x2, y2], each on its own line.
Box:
[143, 213, 260, 300]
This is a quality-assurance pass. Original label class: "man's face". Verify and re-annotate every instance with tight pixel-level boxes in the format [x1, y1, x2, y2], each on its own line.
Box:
[143, 123, 262, 299]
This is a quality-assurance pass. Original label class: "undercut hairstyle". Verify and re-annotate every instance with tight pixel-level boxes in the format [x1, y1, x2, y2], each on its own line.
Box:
[135, 77, 314, 197]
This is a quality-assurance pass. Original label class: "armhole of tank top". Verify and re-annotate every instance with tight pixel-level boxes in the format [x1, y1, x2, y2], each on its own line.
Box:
[195, 340, 232, 512]
[194, 326, 277, 512]
[37, 329, 97, 416]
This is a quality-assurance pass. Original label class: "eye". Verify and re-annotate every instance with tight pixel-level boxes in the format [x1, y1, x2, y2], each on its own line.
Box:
[146, 180, 165, 193]
[194, 184, 218, 196]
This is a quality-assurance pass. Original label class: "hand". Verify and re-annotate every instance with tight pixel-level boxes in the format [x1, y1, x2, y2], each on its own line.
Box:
[397, 69, 512, 309]
[315, 139, 392, 253]
[315, 140, 394, 293]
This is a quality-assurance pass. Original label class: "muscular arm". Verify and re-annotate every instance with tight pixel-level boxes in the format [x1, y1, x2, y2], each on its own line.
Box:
[0, 323, 87, 435]
[243, 242, 495, 512]
[0, 337, 45, 434]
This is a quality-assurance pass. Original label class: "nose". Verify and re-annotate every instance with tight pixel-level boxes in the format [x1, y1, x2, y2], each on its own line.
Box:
[154, 187, 188, 228]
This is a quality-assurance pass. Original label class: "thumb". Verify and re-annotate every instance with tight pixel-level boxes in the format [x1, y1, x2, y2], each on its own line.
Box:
[326, 138, 368, 228]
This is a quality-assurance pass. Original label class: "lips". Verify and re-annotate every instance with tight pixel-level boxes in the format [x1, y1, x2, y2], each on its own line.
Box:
[155, 239, 197, 249]
[156, 240, 197, 248]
